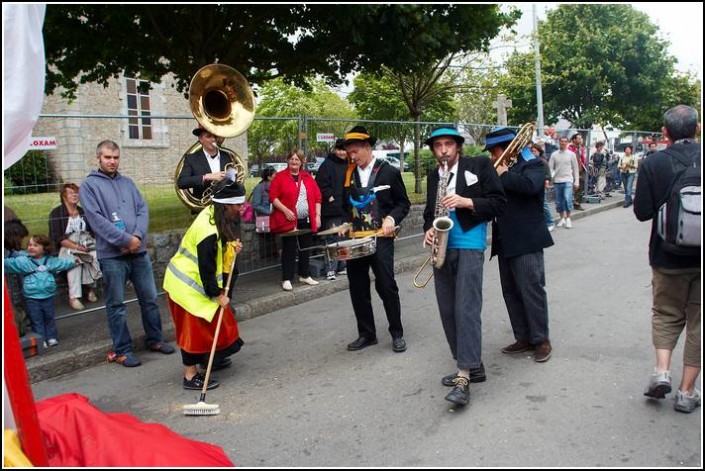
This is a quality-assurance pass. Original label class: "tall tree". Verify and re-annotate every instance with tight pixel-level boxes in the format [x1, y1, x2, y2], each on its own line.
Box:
[497, 4, 700, 131]
[248, 78, 355, 163]
[43, 4, 518, 100]
[349, 64, 458, 191]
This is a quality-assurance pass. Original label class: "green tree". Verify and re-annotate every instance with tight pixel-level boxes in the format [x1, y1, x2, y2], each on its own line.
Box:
[248, 78, 355, 164]
[43, 5, 518, 100]
[497, 4, 700, 131]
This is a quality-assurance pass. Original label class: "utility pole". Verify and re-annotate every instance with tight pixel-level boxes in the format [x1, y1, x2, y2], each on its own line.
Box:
[533, 4, 545, 136]
[493, 94, 512, 126]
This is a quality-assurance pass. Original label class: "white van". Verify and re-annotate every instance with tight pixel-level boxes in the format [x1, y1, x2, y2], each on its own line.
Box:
[372, 150, 410, 171]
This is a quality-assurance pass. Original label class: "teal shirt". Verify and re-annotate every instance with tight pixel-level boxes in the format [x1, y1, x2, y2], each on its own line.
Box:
[447, 211, 488, 250]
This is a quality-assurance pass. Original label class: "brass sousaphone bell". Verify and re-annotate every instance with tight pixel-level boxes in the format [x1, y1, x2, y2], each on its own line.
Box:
[174, 64, 256, 211]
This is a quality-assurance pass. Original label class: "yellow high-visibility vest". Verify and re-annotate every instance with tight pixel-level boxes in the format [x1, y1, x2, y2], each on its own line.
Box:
[163, 207, 223, 321]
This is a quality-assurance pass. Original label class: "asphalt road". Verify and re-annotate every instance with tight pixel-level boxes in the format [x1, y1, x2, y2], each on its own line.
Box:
[29, 206, 702, 467]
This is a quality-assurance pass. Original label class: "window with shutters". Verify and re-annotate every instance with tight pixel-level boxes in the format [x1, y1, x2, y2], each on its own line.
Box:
[126, 78, 152, 140]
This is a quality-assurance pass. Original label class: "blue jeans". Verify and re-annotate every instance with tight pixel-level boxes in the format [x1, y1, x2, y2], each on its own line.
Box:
[543, 196, 554, 227]
[433, 249, 485, 370]
[553, 182, 574, 214]
[99, 253, 164, 354]
[622, 172, 635, 205]
[26, 297, 58, 341]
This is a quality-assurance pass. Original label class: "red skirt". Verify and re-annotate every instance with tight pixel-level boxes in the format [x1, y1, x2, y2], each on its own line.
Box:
[167, 295, 240, 355]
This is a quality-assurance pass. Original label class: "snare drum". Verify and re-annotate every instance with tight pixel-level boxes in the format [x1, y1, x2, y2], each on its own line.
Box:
[324, 237, 376, 261]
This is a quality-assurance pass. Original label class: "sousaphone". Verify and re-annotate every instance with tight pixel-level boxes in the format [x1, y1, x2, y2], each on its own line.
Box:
[174, 64, 256, 211]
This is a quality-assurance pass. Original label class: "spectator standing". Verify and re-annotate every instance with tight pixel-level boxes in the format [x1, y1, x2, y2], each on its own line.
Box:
[591, 141, 609, 197]
[79, 140, 175, 368]
[4, 235, 77, 348]
[269, 149, 322, 291]
[48, 183, 102, 310]
[315, 138, 350, 280]
[251, 167, 278, 259]
[633, 104, 701, 413]
[531, 142, 555, 231]
[548, 137, 580, 229]
[618, 145, 638, 208]
[568, 133, 587, 210]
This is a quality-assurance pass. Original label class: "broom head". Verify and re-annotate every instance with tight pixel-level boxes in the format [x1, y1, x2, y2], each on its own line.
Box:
[183, 401, 220, 416]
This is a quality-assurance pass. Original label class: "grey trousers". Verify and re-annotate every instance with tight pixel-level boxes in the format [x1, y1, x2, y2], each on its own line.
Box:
[433, 249, 485, 370]
[497, 251, 550, 345]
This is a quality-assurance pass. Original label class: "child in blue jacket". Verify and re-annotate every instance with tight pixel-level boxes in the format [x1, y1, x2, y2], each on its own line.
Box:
[4, 235, 78, 347]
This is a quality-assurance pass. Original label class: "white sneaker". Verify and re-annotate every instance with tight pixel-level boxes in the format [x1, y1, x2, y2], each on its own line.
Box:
[326, 271, 337, 281]
[675, 388, 701, 413]
[547, 225, 555, 232]
[42, 341, 48, 349]
[282, 280, 293, 291]
[47, 338, 59, 347]
[565, 218, 572, 229]
[299, 276, 319, 286]
[556, 218, 566, 228]
[337, 268, 347, 275]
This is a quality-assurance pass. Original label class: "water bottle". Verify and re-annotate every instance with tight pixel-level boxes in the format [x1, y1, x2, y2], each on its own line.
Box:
[112, 212, 126, 231]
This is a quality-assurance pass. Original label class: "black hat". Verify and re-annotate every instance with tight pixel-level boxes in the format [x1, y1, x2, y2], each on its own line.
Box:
[343, 126, 377, 146]
[334, 138, 346, 150]
[212, 181, 246, 205]
[483, 127, 516, 151]
[425, 126, 465, 147]
[192, 126, 216, 137]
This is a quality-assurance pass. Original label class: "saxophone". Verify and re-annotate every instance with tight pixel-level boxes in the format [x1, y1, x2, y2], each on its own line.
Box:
[413, 159, 455, 288]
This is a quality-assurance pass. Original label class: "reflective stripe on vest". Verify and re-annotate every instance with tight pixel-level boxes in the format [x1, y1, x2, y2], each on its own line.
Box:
[163, 207, 223, 321]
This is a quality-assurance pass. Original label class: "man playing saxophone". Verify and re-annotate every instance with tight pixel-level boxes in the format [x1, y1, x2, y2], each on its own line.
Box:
[486, 127, 554, 363]
[422, 126, 505, 407]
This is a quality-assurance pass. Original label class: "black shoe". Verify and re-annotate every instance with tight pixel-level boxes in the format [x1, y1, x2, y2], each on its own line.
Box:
[198, 357, 233, 372]
[442, 363, 486, 386]
[574, 205, 585, 211]
[392, 336, 407, 353]
[347, 336, 378, 351]
[183, 372, 220, 390]
[445, 377, 470, 406]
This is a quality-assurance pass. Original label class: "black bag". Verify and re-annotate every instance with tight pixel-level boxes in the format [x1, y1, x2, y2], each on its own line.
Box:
[656, 147, 701, 255]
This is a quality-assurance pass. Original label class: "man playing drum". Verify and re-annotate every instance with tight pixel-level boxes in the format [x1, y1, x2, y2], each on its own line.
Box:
[341, 126, 411, 353]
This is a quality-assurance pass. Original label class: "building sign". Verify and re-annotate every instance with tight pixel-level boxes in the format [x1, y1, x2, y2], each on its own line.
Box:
[316, 133, 335, 143]
[28, 136, 57, 150]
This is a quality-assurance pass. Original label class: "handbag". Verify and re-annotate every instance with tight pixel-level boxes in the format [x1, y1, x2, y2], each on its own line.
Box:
[255, 215, 270, 233]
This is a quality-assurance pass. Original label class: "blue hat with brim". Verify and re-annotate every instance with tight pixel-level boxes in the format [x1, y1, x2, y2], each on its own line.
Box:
[483, 127, 516, 151]
[425, 126, 465, 147]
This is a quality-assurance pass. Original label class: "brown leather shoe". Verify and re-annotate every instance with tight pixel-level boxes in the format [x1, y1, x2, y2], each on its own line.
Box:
[501, 341, 534, 354]
[533, 340, 552, 363]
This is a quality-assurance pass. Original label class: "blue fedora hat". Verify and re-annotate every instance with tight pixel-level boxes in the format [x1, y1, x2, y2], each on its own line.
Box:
[425, 126, 465, 147]
[483, 127, 516, 151]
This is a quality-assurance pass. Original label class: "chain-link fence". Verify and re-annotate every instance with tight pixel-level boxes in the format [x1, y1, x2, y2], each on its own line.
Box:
[4, 113, 659, 321]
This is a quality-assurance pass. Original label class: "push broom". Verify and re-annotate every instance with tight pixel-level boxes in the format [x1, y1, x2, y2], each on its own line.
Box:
[183, 248, 238, 416]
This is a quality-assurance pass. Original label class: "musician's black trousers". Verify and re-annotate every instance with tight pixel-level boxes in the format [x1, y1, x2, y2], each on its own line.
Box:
[497, 250, 550, 345]
[346, 238, 403, 340]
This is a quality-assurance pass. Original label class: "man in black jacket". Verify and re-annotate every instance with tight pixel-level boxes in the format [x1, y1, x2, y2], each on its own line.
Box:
[634, 104, 701, 413]
[423, 126, 506, 407]
[488, 127, 554, 363]
[177, 126, 236, 214]
[315, 138, 349, 280]
[342, 126, 411, 354]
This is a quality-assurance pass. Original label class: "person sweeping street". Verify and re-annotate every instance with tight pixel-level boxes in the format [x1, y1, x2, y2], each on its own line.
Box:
[163, 180, 246, 392]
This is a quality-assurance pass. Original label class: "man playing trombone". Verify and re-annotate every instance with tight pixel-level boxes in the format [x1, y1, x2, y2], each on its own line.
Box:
[487, 126, 554, 364]
[422, 126, 505, 407]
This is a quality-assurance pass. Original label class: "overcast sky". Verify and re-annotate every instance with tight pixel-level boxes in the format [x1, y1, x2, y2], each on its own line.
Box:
[500, 3, 703, 78]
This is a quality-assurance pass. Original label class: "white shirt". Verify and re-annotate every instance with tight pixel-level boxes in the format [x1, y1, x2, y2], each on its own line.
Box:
[204, 149, 220, 174]
[356, 156, 377, 187]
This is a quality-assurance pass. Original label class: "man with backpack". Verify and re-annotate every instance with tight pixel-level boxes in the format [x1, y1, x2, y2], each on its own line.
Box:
[634, 104, 701, 413]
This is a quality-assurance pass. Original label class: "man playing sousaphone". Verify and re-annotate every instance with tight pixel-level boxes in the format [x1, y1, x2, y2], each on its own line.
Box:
[341, 126, 410, 353]
[177, 126, 237, 214]
[423, 126, 505, 407]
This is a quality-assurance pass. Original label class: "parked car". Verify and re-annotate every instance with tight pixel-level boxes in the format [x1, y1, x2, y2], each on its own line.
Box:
[265, 162, 288, 173]
[306, 157, 325, 175]
[249, 164, 260, 178]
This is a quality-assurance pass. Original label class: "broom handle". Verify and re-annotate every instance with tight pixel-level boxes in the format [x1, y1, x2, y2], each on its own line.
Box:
[199, 242, 239, 401]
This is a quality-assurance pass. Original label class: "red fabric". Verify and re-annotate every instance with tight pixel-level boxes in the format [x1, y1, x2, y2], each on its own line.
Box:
[268, 169, 321, 233]
[168, 295, 240, 354]
[36, 393, 234, 467]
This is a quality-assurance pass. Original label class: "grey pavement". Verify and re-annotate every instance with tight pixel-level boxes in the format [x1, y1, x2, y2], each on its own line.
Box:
[26, 197, 702, 467]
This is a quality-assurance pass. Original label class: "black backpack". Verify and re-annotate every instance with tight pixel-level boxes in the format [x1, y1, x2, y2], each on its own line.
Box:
[656, 146, 701, 255]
